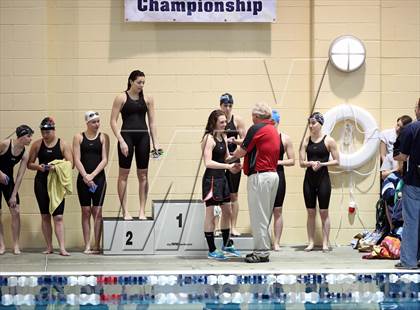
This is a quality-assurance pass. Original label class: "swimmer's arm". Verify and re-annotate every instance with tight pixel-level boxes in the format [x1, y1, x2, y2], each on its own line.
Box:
[321, 137, 339, 166]
[27, 140, 42, 171]
[73, 134, 88, 177]
[299, 137, 311, 168]
[0, 140, 8, 156]
[0, 140, 9, 179]
[146, 95, 160, 150]
[279, 134, 295, 166]
[11, 151, 29, 197]
[110, 93, 125, 144]
[233, 115, 247, 145]
[61, 140, 74, 168]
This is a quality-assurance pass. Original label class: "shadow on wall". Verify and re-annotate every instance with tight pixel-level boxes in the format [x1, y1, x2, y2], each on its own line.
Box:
[327, 65, 366, 100]
[108, 2, 272, 60]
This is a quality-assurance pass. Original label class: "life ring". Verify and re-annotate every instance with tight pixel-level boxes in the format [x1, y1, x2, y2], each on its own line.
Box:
[323, 104, 379, 170]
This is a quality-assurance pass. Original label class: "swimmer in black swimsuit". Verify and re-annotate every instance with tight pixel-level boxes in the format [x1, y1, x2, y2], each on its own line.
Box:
[202, 110, 241, 260]
[110, 70, 161, 220]
[28, 117, 73, 256]
[0, 125, 33, 254]
[73, 111, 109, 254]
[270, 110, 295, 251]
[299, 112, 339, 252]
[219, 93, 247, 237]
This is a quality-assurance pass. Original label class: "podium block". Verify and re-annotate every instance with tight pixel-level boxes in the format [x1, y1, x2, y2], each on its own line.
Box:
[103, 200, 254, 255]
[103, 218, 154, 255]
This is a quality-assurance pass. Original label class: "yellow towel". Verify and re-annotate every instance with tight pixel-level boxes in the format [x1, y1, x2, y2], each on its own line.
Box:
[47, 159, 73, 214]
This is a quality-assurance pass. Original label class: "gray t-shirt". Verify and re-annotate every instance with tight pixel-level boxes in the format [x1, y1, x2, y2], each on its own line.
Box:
[380, 128, 397, 171]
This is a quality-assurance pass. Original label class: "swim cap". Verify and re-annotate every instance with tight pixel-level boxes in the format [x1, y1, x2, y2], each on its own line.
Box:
[272, 110, 280, 124]
[220, 93, 234, 104]
[16, 125, 34, 138]
[39, 117, 55, 130]
[309, 112, 324, 125]
[85, 111, 99, 123]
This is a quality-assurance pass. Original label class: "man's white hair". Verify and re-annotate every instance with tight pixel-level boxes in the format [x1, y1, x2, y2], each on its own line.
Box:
[252, 102, 272, 119]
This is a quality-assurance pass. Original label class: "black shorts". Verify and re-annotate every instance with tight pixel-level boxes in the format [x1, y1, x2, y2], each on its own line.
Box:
[77, 174, 106, 207]
[202, 175, 231, 207]
[274, 170, 286, 208]
[225, 169, 241, 194]
[118, 131, 150, 170]
[34, 175, 65, 216]
[303, 170, 331, 210]
[0, 178, 20, 209]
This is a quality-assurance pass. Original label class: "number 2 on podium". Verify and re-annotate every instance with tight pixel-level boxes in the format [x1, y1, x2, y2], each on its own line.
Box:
[126, 231, 133, 245]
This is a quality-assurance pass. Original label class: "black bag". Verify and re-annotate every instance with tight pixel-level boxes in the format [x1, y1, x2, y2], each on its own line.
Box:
[375, 198, 389, 243]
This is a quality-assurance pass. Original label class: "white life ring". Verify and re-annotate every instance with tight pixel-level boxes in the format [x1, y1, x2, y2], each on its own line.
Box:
[323, 104, 379, 170]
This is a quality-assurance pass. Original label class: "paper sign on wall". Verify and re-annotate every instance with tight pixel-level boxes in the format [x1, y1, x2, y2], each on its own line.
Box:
[125, 0, 277, 23]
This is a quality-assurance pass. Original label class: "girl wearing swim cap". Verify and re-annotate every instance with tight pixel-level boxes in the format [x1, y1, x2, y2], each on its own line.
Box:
[219, 93, 247, 237]
[299, 112, 339, 252]
[0, 125, 33, 254]
[28, 117, 73, 256]
[270, 110, 295, 251]
[73, 111, 109, 254]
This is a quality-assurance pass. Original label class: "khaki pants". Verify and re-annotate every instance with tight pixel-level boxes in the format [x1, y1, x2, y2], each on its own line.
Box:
[247, 172, 279, 253]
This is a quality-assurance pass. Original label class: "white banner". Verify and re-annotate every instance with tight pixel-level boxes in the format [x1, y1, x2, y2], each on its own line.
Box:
[125, 0, 277, 23]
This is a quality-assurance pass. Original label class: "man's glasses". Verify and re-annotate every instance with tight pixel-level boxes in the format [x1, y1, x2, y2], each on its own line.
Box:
[223, 103, 233, 108]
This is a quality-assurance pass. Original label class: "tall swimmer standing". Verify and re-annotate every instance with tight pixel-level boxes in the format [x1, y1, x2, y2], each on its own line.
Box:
[110, 70, 161, 220]
[28, 117, 73, 256]
[0, 125, 33, 254]
[73, 111, 109, 254]
[219, 93, 246, 237]
[299, 112, 339, 252]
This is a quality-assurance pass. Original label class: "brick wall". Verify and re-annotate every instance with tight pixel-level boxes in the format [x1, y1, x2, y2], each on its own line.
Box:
[0, 0, 418, 249]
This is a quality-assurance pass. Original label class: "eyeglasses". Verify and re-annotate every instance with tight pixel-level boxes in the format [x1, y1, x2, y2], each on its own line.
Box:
[89, 112, 99, 118]
[223, 103, 233, 108]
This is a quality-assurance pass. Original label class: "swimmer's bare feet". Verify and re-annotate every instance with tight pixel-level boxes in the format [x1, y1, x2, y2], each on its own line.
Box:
[123, 213, 133, 220]
[90, 248, 101, 255]
[59, 249, 70, 256]
[304, 243, 314, 252]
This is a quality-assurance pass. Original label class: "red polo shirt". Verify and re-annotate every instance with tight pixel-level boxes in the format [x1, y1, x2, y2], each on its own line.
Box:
[241, 120, 280, 176]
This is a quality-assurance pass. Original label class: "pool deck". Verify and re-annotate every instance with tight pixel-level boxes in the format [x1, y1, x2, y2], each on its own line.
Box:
[0, 245, 414, 275]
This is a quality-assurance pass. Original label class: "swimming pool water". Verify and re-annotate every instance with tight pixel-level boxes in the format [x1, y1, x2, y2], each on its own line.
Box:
[1, 273, 419, 308]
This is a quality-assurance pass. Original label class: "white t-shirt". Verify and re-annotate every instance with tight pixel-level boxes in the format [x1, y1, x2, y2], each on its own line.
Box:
[380, 128, 397, 171]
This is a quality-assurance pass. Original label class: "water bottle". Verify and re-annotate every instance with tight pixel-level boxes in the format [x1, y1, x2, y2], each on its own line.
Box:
[89, 183, 98, 193]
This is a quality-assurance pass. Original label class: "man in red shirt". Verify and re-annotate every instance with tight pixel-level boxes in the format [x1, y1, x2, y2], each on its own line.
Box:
[232, 102, 280, 263]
